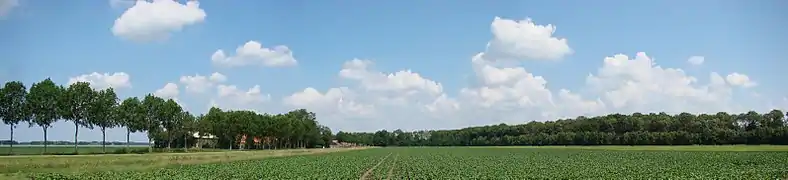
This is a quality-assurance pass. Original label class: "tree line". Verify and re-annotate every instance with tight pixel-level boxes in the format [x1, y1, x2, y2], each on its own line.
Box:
[336, 111, 788, 146]
[0, 79, 333, 155]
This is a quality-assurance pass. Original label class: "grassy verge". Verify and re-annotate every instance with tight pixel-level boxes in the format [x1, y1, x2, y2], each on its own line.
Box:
[0, 147, 369, 179]
[0, 146, 151, 156]
[470, 145, 788, 151]
[0, 146, 239, 156]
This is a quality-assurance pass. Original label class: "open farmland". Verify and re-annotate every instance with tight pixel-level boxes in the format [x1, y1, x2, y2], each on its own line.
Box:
[0, 148, 366, 179]
[21, 146, 788, 179]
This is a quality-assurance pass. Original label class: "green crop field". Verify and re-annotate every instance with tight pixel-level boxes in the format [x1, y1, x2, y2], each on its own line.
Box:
[18, 146, 788, 179]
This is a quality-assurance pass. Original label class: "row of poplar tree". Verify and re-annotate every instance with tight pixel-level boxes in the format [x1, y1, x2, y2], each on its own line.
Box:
[336, 110, 788, 146]
[0, 79, 333, 154]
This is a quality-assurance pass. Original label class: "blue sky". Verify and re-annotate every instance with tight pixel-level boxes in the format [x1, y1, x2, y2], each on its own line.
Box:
[1, 0, 786, 142]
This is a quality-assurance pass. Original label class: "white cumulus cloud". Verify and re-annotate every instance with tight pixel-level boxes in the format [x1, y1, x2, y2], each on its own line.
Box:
[584, 52, 734, 114]
[112, 0, 206, 42]
[179, 72, 226, 94]
[151, 16, 771, 133]
[153, 82, 179, 99]
[725, 72, 757, 88]
[284, 58, 461, 131]
[480, 16, 572, 63]
[211, 41, 298, 68]
[68, 72, 132, 90]
[210, 84, 271, 112]
[153, 82, 185, 107]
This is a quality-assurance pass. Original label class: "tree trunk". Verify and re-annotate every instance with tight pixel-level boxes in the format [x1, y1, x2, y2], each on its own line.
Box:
[73, 122, 79, 154]
[183, 133, 188, 152]
[43, 126, 48, 154]
[101, 127, 106, 153]
[126, 129, 130, 151]
[9, 125, 14, 155]
[167, 133, 172, 152]
[148, 136, 153, 153]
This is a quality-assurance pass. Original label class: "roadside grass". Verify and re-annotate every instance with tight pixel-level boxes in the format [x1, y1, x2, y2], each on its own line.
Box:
[0, 147, 369, 179]
[0, 146, 150, 155]
[468, 145, 788, 151]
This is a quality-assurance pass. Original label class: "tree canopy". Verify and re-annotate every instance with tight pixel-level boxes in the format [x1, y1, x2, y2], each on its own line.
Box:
[336, 111, 788, 146]
[2, 79, 336, 154]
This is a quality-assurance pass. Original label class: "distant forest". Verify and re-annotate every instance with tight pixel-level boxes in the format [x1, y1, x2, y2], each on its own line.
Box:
[335, 110, 788, 146]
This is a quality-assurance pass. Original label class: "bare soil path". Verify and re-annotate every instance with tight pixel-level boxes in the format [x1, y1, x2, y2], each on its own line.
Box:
[385, 154, 399, 180]
[359, 152, 393, 180]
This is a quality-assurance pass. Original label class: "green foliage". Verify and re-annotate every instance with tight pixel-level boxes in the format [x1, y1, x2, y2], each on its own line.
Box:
[89, 88, 120, 152]
[117, 97, 146, 132]
[338, 111, 788, 146]
[26, 78, 62, 128]
[1, 81, 30, 126]
[26, 78, 63, 153]
[141, 94, 165, 150]
[61, 82, 95, 128]
[88, 88, 119, 130]
[61, 82, 97, 153]
[26, 147, 788, 179]
[3, 78, 333, 156]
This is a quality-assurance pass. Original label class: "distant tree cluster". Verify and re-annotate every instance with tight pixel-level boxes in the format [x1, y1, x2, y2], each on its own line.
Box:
[336, 111, 788, 146]
[194, 107, 334, 150]
[0, 79, 333, 154]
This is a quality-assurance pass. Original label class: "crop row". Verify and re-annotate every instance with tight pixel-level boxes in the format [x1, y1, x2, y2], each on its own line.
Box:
[388, 147, 788, 179]
[29, 147, 788, 179]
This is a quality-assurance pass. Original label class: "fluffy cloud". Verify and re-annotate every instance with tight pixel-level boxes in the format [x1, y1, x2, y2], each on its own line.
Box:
[143, 16, 766, 133]
[279, 16, 767, 132]
[209, 72, 227, 82]
[687, 56, 705, 65]
[725, 72, 757, 88]
[153, 82, 179, 99]
[461, 60, 556, 109]
[283, 87, 375, 118]
[179, 72, 226, 93]
[112, 0, 206, 42]
[0, 0, 18, 18]
[209, 84, 271, 111]
[584, 52, 735, 114]
[284, 58, 461, 131]
[479, 17, 572, 63]
[338, 59, 443, 95]
[153, 82, 185, 107]
[211, 41, 298, 68]
[68, 72, 132, 90]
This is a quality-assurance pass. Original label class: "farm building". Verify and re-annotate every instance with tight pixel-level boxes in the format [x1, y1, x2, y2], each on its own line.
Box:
[238, 135, 277, 149]
[192, 132, 218, 149]
[331, 140, 358, 148]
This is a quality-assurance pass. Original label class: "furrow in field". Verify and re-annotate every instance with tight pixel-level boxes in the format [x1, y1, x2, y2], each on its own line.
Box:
[385, 153, 399, 180]
[359, 152, 392, 180]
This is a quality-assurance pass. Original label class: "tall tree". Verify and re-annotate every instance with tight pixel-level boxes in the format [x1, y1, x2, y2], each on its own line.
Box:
[204, 107, 229, 149]
[0, 81, 29, 154]
[141, 94, 164, 153]
[117, 97, 145, 150]
[61, 82, 95, 154]
[159, 99, 183, 151]
[180, 111, 196, 152]
[88, 88, 119, 153]
[26, 78, 62, 154]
